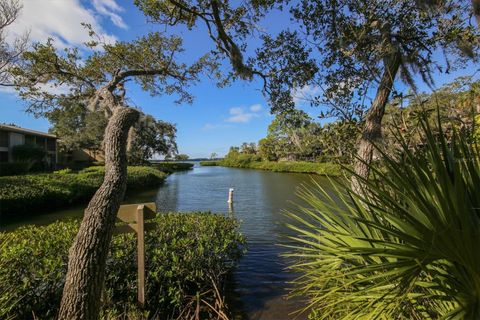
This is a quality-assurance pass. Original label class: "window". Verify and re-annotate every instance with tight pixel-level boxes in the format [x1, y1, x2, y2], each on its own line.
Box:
[25, 135, 35, 145]
[0, 131, 8, 148]
[36, 136, 46, 148]
[0, 151, 8, 162]
[47, 138, 56, 152]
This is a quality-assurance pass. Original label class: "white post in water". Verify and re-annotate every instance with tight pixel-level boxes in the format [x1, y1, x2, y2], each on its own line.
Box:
[227, 188, 234, 204]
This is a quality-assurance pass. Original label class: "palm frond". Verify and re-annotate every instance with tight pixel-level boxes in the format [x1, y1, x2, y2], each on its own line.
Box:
[286, 113, 480, 319]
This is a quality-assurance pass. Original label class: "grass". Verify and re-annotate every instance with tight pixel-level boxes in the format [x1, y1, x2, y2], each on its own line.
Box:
[0, 166, 167, 217]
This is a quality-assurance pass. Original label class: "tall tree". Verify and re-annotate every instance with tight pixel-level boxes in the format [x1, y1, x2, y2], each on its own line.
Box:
[12, 30, 206, 319]
[259, 0, 479, 191]
[135, 0, 316, 93]
[0, 0, 28, 86]
[138, 0, 479, 193]
[46, 100, 107, 157]
[48, 103, 177, 164]
[174, 153, 189, 161]
[127, 115, 177, 164]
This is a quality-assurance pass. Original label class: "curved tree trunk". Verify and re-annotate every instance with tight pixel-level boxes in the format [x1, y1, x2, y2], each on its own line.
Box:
[351, 52, 401, 194]
[58, 107, 139, 320]
[473, 0, 480, 28]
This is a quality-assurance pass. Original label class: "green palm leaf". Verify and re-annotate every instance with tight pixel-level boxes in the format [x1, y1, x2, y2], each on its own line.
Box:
[286, 114, 480, 319]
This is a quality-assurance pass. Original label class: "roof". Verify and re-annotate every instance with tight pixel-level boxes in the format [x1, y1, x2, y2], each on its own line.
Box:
[0, 124, 57, 139]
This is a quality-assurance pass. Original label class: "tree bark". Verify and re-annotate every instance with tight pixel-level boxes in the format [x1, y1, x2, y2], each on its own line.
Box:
[473, 0, 480, 28]
[58, 107, 139, 320]
[351, 52, 402, 194]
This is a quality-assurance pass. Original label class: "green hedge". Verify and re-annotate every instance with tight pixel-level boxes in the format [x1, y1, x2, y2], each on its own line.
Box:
[201, 157, 343, 176]
[253, 161, 343, 175]
[153, 162, 194, 173]
[0, 213, 245, 319]
[199, 161, 220, 166]
[0, 166, 166, 217]
[0, 162, 30, 176]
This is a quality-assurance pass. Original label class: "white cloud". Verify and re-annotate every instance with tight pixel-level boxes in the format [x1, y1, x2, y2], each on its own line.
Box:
[92, 0, 128, 29]
[1, 82, 72, 96]
[6, 0, 124, 49]
[226, 104, 263, 123]
[291, 85, 322, 106]
[250, 103, 262, 112]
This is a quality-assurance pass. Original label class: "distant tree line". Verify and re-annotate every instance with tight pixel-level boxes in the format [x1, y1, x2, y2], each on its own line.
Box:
[226, 77, 480, 164]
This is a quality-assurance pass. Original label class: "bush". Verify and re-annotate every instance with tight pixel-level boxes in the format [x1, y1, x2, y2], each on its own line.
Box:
[0, 166, 166, 217]
[286, 118, 480, 318]
[199, 161, 219, 166]
[208, 154, 343, 176]
[53, 168, 73, 175]
[0, 162, 30, 176]
[154, 162, 193, 174]
[221, 153, 261, 167]
[248, 160, 343, 175]
[0, 213, 245, 319]
[214, 151, 343, 175]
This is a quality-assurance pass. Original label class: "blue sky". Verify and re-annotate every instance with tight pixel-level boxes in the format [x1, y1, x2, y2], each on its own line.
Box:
[0, 0, 478, 158]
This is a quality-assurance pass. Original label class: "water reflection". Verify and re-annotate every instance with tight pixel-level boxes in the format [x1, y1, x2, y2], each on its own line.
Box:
[153, 164, 329, 319]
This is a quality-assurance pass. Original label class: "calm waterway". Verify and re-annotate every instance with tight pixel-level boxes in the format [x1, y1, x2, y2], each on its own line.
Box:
[2, 163, 335, 319]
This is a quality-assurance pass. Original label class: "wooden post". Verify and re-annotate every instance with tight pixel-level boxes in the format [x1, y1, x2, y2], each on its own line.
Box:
[227, 188, 234, 203]
[115, 202, 156, 307]
[136, 204, 145, 307]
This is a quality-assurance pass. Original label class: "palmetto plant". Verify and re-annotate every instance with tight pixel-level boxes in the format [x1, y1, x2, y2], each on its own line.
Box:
[286, 116, 480, 319]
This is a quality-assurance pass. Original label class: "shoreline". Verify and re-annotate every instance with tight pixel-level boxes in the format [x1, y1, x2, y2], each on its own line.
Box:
[199, 160, 344, 176]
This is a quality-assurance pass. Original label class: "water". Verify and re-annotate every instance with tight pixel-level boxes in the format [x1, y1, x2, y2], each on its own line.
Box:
[1, 163, 335, 319]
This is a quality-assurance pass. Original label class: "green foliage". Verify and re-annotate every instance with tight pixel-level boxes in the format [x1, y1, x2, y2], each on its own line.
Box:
[154, 162, 193, 173]
[384, 77, 480, 151]
[225, 109, 356, 165]
[127, 115, 178, 165]
[260, 110, 321, 161]
[199, 161, 219, 166]
[208, 151, 342, 176]
[46, 101, 106, 154]
[53, 168, 73, 175]
[286, 116, 480, 318]
[222, 152, 262, 167]
[258, 0, 479, 120]
[475, 114, 480, 143]
[174, 154, 189, 161]
[0, 162, 30, 176]
[134, 0, 274, 81]
[47, 102, 178, 166]
[0, 166, 166, 216]
[13, 29, 207, 114]
[0, 213, 246, 319]
[246, 161, 342, 175]
[217, 142, 343, 175]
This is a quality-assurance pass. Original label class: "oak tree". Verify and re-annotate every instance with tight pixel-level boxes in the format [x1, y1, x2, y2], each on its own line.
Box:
[0, 0, 28, 86]
[260, 0, 479, 191]
[12, 30, 207, 319]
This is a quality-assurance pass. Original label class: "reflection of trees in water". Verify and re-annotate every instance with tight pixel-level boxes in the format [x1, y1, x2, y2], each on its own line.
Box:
[155, 174, 180, 213]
